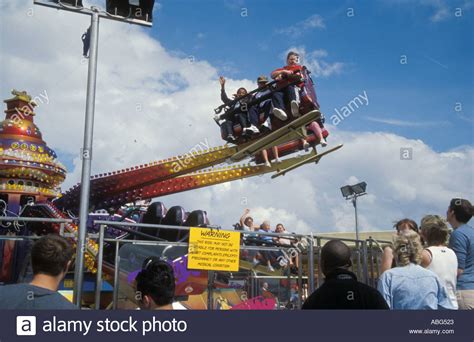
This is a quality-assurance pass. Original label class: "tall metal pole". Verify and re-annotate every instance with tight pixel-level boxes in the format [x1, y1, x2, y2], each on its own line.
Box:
[353, 195, 359, 241]
[308, 233, 315, 293]
[73, 8, 100, 307]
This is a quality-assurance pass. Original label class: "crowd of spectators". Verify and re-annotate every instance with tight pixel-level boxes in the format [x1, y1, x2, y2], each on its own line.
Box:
[1, 198, 472, 311]
[303, 197, 473, 310]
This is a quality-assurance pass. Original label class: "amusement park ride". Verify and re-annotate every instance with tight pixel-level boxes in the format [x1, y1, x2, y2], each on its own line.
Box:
[0, 64, 342, 309]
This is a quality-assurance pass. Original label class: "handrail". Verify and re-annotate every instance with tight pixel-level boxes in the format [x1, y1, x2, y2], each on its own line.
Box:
[1, 215, 394, 310]
[0, 216, 73, 223]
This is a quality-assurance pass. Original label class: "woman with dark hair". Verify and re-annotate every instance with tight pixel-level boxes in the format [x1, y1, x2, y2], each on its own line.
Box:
[135, 257, 176, 310]
[219, 76, 251, 142]
[447, 198, 474, 309]
[380, 218, 419, 274]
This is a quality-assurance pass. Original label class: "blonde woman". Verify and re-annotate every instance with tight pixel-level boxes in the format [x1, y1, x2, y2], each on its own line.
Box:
[380, 218, 419, 274]
[420, 215, 458, 309]
[377, 230, 453, 309]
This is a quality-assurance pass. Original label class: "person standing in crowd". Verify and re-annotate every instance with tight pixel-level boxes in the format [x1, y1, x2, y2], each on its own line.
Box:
[447, 198, 474, 309]
[135, 257, 177, 310]
[303, 240, 388, 309]
[261, 282, 272, 297]
[0, 235, 76, 309]
[380, 218, 419, 274]
[377, 230, 453, 309]
[420, 215, 458, 309]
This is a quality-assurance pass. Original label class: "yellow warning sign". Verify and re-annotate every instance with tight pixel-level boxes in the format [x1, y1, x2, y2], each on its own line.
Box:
[187, 227, 241, 272]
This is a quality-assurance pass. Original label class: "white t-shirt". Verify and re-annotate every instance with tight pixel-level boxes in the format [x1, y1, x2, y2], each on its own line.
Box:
[426, 246, 458, 309]
[172, 301, 188, 310]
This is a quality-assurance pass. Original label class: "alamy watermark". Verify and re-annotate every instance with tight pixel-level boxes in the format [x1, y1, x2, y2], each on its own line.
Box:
[171, 138, 211, 173]
[330, 90, 368, 126]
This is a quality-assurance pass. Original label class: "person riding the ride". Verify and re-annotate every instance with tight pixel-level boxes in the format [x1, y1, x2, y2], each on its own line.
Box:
[271, 51, 327, 148]
[247, 75, 284, 166]
[271, 51, 305, 118]
[219, 76, 250, 143]
[248, 75, 287, 133]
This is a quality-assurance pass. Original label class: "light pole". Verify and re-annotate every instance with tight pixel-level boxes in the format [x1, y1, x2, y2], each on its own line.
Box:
[340, 182, 367, 241]
[33, 0, 154, 307]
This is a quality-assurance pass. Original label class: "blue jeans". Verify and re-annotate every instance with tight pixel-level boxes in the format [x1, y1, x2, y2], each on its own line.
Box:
[272, 85, 298, 111]
[248, 100, 272, 126]
[221, 111, 248, 137]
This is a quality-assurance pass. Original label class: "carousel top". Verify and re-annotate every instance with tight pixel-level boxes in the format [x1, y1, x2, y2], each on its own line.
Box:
[0, 90, 66, 200]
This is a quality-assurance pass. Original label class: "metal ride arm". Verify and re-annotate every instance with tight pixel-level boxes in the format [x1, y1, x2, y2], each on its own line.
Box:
[59, 110, 335, 211]
[271, 144, 344, 179]
[87, 143, 343, 208]
[57, 144, 240, 210]
[229, 110, 319, 162]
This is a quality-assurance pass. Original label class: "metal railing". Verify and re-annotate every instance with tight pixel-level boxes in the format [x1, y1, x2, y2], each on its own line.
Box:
[93, 220, 308, 310]
[1, 216, 392, 310]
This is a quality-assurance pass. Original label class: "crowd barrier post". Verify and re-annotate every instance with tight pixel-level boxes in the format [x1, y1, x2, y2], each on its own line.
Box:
[94, 224, 106, 309]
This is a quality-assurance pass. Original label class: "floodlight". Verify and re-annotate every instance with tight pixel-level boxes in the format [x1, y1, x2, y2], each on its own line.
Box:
[106, 0, 155, 23]
[340, 185, 352, 198]
[340, 182, 367, 198]
[340, 181, 368, 241]
[49, 0, 83, 6]
[351, 181, 367, 195]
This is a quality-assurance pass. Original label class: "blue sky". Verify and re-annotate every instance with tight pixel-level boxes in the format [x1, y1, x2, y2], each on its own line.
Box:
[1, 1, 472, 232]
[148, 0, 473, 152]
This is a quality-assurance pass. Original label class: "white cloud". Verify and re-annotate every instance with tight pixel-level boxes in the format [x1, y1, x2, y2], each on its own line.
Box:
[384, 0, 473, 22]
[275, 14, 325, 37]
[282, 46, 345, 78]
[1, 2, 472, 236]
[223, 0, 246, 11]
[364, 116, 450, 127]
[417, 0, 452, 22]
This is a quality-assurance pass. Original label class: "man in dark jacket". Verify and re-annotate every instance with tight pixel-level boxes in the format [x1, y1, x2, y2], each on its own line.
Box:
[302, 239, 389, 310]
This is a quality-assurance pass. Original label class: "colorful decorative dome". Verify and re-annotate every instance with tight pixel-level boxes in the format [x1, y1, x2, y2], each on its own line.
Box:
[0, 90, 66, 201]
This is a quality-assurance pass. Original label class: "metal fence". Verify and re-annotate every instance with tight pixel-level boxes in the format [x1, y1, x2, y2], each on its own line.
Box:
[0, 216, 391, 310]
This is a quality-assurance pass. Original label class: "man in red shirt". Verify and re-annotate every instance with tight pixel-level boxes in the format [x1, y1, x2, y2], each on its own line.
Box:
[271, 51, 304, 119]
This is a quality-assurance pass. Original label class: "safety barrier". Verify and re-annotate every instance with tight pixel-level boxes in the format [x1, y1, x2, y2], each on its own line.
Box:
[0, 216, 392, 310]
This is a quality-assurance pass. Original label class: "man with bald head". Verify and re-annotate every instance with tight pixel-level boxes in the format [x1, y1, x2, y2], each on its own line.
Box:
[302, 240, 389, 310]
